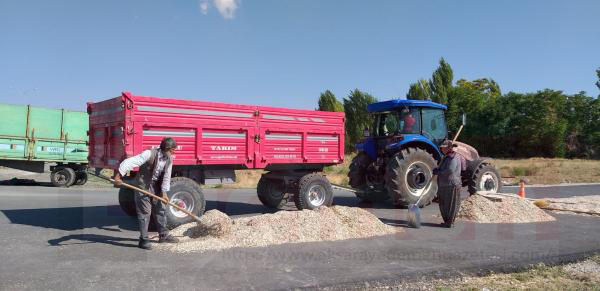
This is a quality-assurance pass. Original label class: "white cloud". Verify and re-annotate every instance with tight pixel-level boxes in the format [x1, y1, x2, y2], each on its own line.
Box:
[199, 0, 210, 15]
[198, 0, 239, 19]
[213, 0, 239, 19]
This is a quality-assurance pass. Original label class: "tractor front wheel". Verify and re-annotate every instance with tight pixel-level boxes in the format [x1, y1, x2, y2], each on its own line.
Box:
[385, 148, 437, 207]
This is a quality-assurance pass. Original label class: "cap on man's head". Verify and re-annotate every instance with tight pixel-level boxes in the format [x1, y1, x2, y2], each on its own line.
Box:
[440, 140, 457, 149]
[160, 137, 177, 151]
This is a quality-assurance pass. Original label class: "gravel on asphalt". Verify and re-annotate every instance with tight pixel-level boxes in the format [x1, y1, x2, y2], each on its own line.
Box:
[458, 194, 556, 223]
[544, 195, 600, 216]
[157, 205, 400, 253]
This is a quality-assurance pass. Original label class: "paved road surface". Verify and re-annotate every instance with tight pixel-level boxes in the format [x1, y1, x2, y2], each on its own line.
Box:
[0, 180, 599, 290]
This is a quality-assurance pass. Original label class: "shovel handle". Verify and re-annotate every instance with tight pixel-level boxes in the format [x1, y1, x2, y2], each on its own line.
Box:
[89, 171, 202, 222]
[414, 175, 437, 206]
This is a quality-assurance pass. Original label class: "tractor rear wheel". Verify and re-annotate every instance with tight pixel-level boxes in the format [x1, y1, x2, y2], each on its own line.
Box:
[468, 162, 501, 195]
[347, 152, 389, 202]
[257, 175, 288, 209]
[385, 148, 437, 207]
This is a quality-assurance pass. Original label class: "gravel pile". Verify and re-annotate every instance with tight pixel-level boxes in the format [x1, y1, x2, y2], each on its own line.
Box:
[158, 206, 399, 253]
[545, 195, 600, 216]
[458, 194, 556, 223]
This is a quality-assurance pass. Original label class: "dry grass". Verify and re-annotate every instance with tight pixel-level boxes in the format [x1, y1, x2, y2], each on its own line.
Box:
[493, 158, 600, 185]
[367, 254, 600, 290]
[436, 257, 600, 290]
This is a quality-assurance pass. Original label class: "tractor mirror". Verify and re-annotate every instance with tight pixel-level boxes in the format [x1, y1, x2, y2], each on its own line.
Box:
[462, 113, 467, 126]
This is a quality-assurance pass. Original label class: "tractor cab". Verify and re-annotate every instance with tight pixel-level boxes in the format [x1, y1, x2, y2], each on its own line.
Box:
[359, 100, 449, 162]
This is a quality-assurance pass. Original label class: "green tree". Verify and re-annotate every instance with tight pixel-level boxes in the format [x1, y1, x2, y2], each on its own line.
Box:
[317, 90, 344, 112]
[406, 79, 431, 100]
[428, 58, 454, 104]
[596, 67, 600, 96]
[343, 89, 378, 152]
[406, 58, 454, 103]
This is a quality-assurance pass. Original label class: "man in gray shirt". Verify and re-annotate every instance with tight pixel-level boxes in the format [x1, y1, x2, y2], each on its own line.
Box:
[114, 137, 179, 249]
[433, 140, 463, 228]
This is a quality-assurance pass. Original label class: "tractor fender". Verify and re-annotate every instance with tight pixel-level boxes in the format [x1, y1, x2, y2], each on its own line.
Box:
[356, 138, 378, 160]
[386, 135, 443, 161]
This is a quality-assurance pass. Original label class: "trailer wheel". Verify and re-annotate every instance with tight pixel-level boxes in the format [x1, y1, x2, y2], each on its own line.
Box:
[165, 177, 206, 229]
[74, 171, 88, 186]
[118, 187, 137, 216]
[468, 162, 501, 195]
[50, 167, 76, 187]
[294, 173, 334, 210]
[384, 148, 437, 207]
[257, 176, 288, 209]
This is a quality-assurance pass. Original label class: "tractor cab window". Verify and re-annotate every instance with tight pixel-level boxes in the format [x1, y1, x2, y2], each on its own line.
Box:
[375, 108, 421, 136]
[421, 108, 447, 144]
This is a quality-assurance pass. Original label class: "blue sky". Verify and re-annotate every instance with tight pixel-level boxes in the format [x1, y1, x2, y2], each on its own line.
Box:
[1, 0, 598, 111]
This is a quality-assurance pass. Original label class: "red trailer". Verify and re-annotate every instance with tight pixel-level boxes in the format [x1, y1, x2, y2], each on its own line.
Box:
[88, 92, 345, 227]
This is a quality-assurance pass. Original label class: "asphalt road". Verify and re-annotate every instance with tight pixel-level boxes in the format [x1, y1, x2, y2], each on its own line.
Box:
[0, 181, 599, 290]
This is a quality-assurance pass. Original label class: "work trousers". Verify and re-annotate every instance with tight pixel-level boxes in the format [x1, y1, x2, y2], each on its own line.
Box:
[437, 185, 462, 226]
[135, 180, 168, 240]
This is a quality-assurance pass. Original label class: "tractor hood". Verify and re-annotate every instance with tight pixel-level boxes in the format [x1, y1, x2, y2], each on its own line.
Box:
[368, 99, 447, 112]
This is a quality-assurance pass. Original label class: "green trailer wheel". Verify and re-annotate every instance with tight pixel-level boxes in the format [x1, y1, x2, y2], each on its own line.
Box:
[51, 167, 76, 187]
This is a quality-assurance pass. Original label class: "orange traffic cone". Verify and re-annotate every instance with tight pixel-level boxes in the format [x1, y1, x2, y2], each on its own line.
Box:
[518, 180, 526, 198]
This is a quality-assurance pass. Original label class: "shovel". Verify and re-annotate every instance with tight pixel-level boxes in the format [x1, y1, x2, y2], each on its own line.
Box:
[88, 171, 202, 223]
[407, 175, 436, 228]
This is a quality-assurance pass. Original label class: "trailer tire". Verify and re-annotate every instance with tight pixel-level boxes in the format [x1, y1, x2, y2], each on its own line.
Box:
[257, 176, 288, 209]
[165, 177, 206, 229]
[385, 148, 437, 207]
[468, 162, 501, 195]
[74, 171, 88, 186]
[51, 167, 76, 187]
[118, 187, 137, 216]
[294, 173, 333, 210]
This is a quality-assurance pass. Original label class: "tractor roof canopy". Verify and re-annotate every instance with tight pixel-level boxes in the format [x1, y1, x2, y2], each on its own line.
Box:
[367, 99, 447, 112]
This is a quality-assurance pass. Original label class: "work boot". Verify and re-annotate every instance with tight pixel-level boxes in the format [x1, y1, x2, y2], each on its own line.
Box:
[138, 239, 152, 250]
[441, 222, 454, 228]
[159, 234, 179, 243]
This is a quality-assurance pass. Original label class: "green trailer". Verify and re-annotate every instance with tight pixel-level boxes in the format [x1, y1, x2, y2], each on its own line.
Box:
[0, 103, 89, 187]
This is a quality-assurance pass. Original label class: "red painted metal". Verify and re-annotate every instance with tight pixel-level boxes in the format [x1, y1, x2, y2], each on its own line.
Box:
[87, 92, 345, 170]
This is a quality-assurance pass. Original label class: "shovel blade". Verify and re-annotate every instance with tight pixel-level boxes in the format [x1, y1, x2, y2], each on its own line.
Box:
[407, 204, 421, 228]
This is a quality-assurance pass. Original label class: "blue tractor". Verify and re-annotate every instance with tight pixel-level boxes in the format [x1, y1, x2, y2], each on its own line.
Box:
[348, 99, 501, 206]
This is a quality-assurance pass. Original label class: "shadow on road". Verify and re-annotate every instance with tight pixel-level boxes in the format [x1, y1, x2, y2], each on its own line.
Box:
[379, 217, 444, 228]
[206, 200, 279, 216]
[1, 205, 138, 231]
[48, 233, 139, 248]
[0, 178, 54, 187]
[333, 195, 401, 209]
